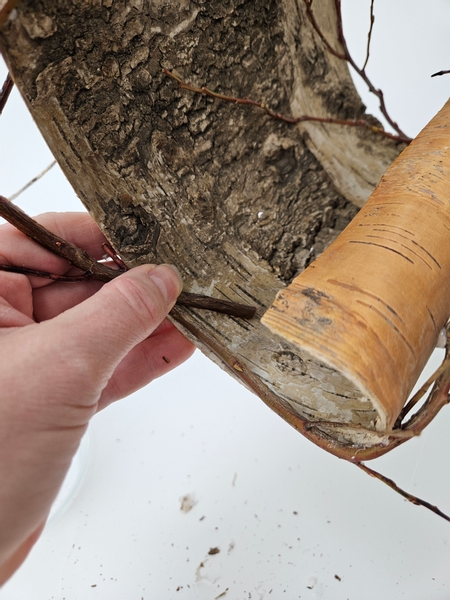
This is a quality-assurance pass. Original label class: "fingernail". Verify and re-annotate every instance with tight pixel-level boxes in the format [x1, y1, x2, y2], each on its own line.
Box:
[147, 264, 183, 304]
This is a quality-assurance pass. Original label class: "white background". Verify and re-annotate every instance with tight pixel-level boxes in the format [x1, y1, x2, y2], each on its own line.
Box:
[1, 1, 450, 598]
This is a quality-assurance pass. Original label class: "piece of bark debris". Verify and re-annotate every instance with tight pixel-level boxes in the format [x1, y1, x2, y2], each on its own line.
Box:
[180, 494, 197, 513]
[208, 546, 220, 555]
[215, 588, 229, 599]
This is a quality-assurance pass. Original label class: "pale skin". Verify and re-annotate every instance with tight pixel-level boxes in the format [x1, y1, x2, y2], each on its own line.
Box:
[0, 212, 195, 584]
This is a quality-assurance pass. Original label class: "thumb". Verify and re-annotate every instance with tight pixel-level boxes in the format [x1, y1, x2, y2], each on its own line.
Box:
[5, 264, 183, 424]
[48, 263, 184, 403]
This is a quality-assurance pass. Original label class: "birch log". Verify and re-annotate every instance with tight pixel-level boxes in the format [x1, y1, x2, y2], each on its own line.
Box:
[0, 0, 405, 458]
[263, 100, 450, 433]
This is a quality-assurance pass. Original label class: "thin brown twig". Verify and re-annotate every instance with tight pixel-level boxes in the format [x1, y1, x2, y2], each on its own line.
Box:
[395, 323, 450, 429]
[304, 419, 417, 439]
[362, 0, 375, 72]
[301, 0, 346, 60]
[0, 72, 14, 116]
[355, 462, 450, 522]
[163, 69, 408, 144]
[400, 373, 450, 439]
[431, 69, 450, 78]
[0, 195, 116, 282]
[0, 195, 257, 319]
[302, 0, 412, 143]
[395, 358, 450, 427]
[102, 242, 129, 270]
[9, 161, 57, 200]
[177, 291, 255, 318]
[0, 264, 90, 282]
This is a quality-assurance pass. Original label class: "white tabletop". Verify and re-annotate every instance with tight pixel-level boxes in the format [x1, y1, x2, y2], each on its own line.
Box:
[2, 350, 450, 600]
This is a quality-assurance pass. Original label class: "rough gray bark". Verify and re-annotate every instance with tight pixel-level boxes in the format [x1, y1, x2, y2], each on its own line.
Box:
[0, 0, 404, 456]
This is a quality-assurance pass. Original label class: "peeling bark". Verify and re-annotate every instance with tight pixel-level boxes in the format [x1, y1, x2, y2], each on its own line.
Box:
[0, 0, 404, 456]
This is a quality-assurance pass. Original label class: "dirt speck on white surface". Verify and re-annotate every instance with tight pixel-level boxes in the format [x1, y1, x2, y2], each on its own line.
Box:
[180, 494, 197, 513]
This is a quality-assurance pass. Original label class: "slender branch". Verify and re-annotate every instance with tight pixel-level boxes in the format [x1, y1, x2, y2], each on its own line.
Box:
[395, 357, 450, 427]
[163, 69, 408, 144]
[394, 323, 450, 430]
[302, 0, 347, 61]
[178, 291, 256, 319]
[304, 419, 417, 440]
[0, 72, 14, 116]
[0, 264, 90, 282]
[0, 195, 257, 319]
[102, 242, 128, 270]
[9, 161, 57, 201]
[362, 0, 375, 72]
[355, 462, 450, 522]
[163, 68, 302, 124]
[431, 69, 450, 78]
[0, 195, 116, 282]
[302, 0, 412, 143]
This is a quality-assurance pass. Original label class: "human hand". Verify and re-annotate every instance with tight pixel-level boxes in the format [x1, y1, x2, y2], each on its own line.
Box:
[0, 212, 195, 583]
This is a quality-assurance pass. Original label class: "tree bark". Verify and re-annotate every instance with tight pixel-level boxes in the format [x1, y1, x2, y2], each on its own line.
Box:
[0, 0, 404, 457]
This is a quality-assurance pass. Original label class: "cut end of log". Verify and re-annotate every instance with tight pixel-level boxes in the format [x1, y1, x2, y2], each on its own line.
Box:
[261, 284, 391, 434]
[262, 99, 450, 447]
